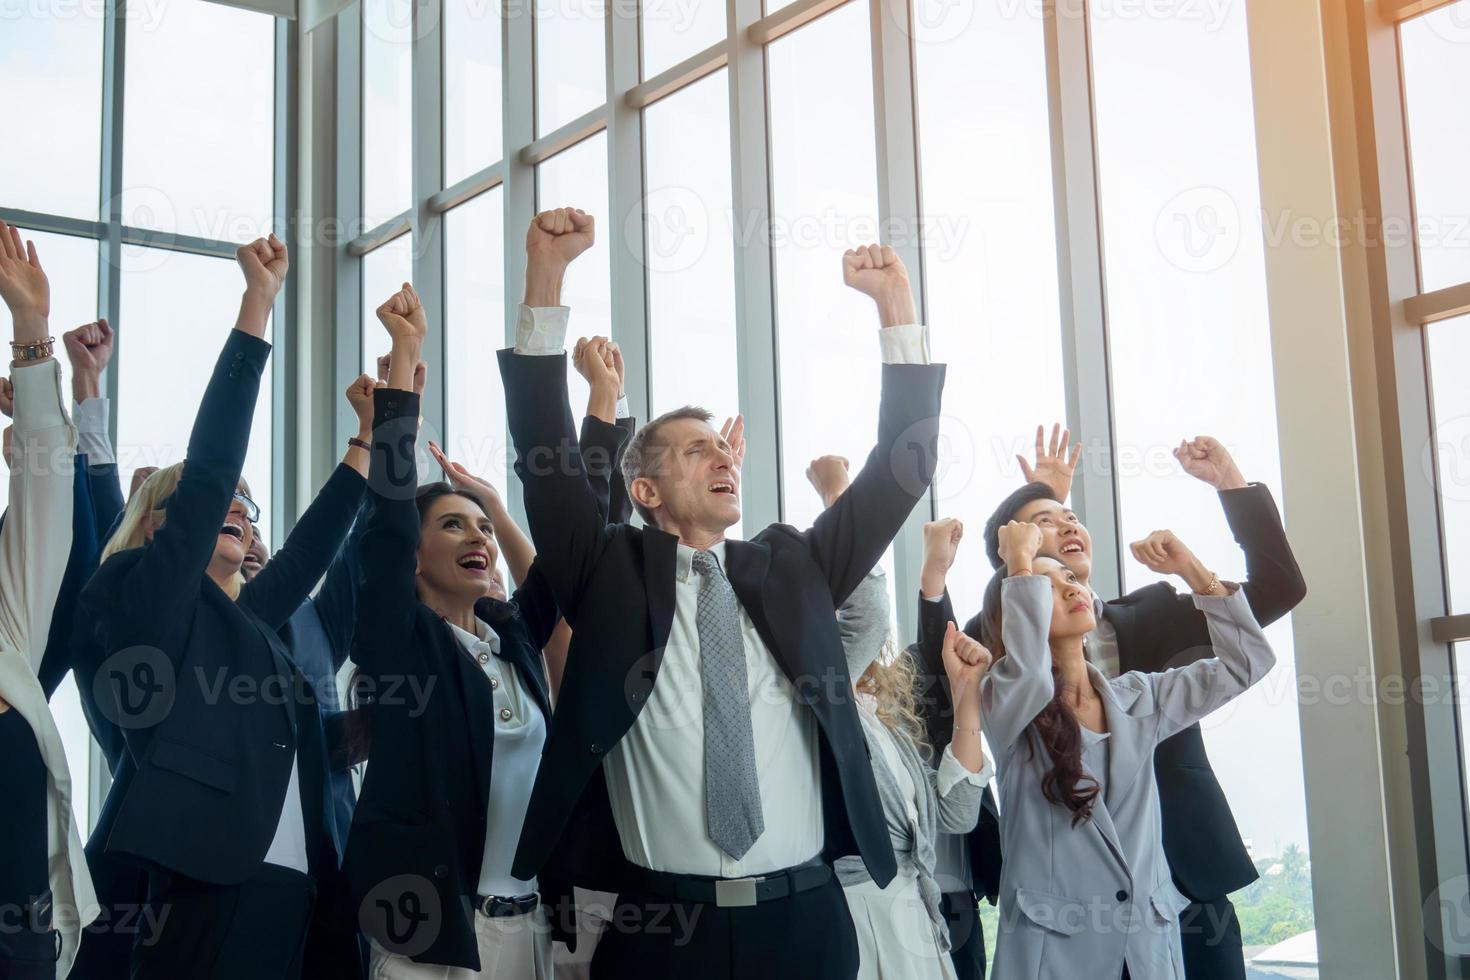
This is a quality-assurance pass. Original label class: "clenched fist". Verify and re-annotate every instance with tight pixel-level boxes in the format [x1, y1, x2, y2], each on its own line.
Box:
[346, 374, 376, 435]
[236, 234, 289, 303]
[376, 283, 429, 346]
[842, 243, 917, 328]
[806, 455, 851, 508]
[1173, 436, 1246, 492]
[921, 518, 964, 597]
[1128, 529, 1210, 588]
[527, 208, 594, 268]
[64, 319, 115, 402]
[941, 620, 993, 697]
[997, 520, 1042, 576]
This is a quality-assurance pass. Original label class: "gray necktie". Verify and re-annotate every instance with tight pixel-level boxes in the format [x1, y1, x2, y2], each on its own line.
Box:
[691, 550, 765, 860]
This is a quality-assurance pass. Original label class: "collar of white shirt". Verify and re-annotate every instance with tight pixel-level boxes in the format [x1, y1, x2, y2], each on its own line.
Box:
[447, 617, 502, 657]
[675, 540, 729, 585]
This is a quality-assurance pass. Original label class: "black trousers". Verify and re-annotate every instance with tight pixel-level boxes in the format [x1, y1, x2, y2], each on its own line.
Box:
[1179, 894, 1246, 980]
[939, 891, 985, 980]
[0, 929, 58, 980]
[590, 876, 858, 980]
[131, 865, 315, 980]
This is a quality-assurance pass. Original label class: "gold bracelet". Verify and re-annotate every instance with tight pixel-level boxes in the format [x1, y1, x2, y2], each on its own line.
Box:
[11, 337, 54, 362]
[953, 725, 982, 736]
[1196, 573, 1224, 596]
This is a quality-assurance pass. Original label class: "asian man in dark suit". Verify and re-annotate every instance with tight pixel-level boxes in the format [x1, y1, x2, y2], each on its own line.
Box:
[498, 207, 946, 980]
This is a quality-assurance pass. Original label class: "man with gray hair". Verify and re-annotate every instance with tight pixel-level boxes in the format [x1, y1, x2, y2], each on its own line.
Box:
[499, 206, 946, 979]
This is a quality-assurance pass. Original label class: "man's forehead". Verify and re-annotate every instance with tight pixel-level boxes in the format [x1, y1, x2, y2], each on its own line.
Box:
[1017, 498, 1069, 520]
[659, 417, 722, 445]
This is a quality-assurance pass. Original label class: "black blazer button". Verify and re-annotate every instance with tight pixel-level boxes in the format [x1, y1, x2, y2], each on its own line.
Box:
[589, 742, 602, 755]
[1116, 890, 1128, 902]
[434, 864, 449, 879]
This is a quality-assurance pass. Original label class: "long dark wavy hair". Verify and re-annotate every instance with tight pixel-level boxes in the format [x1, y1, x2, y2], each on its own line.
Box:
[341, 482, 492, 764]
[978, 564, 1100, 827]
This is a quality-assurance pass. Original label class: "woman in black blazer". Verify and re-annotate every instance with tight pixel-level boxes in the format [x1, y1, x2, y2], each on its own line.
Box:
[342, 285, 630, 980]
[78, 237, 366, 980]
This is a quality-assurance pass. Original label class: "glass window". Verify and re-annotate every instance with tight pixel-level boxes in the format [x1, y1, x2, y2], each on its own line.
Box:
[118, 246, 273, 538]
[1428, 317, 1470, 616]
[445, 0, 504, 186]
[1400, 1, 1470, 293]
[913, 0, 1067, 612]
[768, 0, 883, 532]
[641, 0, 725, 79]
[361, 234, 416, 377]
[0, 229, 101, 831]
[644, 72, 739, 424]
[0, 17, 104, 220]
[363, 0, 415, 230]
[536, 135, 611, 419]
[1091, 1, 1315, 962]
[535, 0, 606, 135]
[767, 0, 897, 613]
[123, 0, 274, 241]
[445, 188, 509, 572]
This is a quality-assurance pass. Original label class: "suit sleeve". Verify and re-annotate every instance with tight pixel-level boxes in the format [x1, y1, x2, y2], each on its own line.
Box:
[1144, 586, 1277, 743]
[241, 462, 367, 630]
[795, 363, 945, 608]
[499, 349, 614, 622]
[87, 463, 125, 545]
[610, 417, 636, 525]
[979, 575, 1056, 753]
[311, 496, 373, 671]
[349, 390, 423, 676]
[37, 454, 92, 697]
[101, 331, 268, 655]
[915, 589, 959, 753]
[579, 415, 631, 525]
[1134, 483, 1306, 672]
[506, 563, 559, 651]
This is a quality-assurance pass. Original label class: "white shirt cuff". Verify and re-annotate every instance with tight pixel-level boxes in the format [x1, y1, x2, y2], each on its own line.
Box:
[73, 397, 115, 465]
[878, 323, 930, 365]
[515, 304, 570, 355]
[11, 359, 69, 435]
[937, 743, 994, 795]
[922, 594, 944, 604]
[616, 395, 630, 420]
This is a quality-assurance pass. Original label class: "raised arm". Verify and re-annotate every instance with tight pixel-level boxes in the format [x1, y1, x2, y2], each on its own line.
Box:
[928, 616, 994, 836]
[97, 237, 285, 650]
[0, 222, 77, 674]
[498, 208, 612, 619]
[979, 522, 1056, 752]
[796, 245, 945, 608]
[350, 284, 429, 676]
[1126, 529, 1278, 741]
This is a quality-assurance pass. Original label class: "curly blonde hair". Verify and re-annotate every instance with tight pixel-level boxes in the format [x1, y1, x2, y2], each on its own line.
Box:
[856, 637, 930, 762]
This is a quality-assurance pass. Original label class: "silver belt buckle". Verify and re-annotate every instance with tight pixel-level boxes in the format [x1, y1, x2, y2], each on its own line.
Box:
[714, 877, 759, 908]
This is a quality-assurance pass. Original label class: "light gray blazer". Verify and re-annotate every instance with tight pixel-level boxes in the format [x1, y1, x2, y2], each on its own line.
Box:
[982, 575, 1275, 980]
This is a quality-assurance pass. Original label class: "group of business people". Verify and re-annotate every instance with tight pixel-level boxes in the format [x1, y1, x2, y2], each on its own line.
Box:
[0, 201, 1304, 980]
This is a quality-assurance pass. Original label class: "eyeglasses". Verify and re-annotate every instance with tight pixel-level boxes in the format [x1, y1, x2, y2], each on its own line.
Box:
[155, 489, 261, 525]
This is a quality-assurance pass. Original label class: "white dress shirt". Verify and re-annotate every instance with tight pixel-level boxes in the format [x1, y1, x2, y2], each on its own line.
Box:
[261, 758, 309, 874]
[514, 303, 930, 878]
[448, 618, 547, 897]
[1083, 592, 1122, 679]
[72, 397, 114, 466]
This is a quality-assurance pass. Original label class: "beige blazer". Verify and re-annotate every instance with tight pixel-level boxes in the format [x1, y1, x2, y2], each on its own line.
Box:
[0, 358, 95, 977]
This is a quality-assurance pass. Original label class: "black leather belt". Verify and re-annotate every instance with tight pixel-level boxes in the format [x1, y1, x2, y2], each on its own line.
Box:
[623, 857, 832, 908]
[474, 892, 540, 918]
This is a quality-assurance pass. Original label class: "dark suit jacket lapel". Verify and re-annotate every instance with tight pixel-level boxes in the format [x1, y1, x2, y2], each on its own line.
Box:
[722, 539, 783, 670]
[643, 528, 681, 670]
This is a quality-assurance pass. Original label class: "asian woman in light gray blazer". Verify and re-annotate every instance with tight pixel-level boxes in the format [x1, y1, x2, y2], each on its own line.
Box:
[977, 520, 1276, 980]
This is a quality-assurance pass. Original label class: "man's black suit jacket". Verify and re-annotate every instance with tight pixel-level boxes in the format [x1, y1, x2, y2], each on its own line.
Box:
[923, 483, 1306, 904]
[499, 349, 945, 903]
